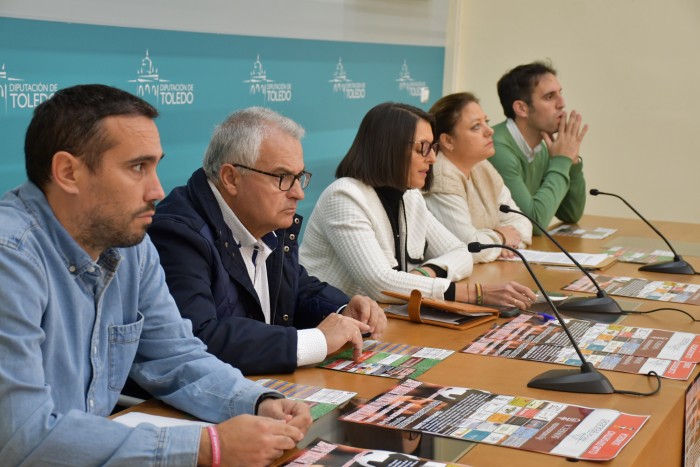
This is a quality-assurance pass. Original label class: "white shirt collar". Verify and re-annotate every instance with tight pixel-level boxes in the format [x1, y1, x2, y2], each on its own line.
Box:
[207, 179, 275, 249]
[506, 118, 544, 163]
[207, 179, 274, 322]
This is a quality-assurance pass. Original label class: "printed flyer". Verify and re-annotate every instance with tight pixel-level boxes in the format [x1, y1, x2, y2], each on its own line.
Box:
[257, 379, 356, 420]
[563, 274, 700, 305]
[462, 315, 698, 380]
[340, 379, 647, 461]
[549, 224, 617, 240]
[499, 249, 614, 269]
[320, 340, 453, 379]
[282, 438, 470, 466]
[602, 246, 674, 265]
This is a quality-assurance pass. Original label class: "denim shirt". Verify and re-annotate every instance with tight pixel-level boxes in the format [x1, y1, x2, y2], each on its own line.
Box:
[0, 182, 277, 466]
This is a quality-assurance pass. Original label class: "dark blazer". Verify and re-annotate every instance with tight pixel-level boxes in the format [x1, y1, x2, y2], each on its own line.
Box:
[148, 168, 349, 375]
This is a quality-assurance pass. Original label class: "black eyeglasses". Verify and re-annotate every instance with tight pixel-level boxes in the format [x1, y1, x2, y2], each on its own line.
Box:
[409, 140, 440, 158]
[233, 164, 312, 191]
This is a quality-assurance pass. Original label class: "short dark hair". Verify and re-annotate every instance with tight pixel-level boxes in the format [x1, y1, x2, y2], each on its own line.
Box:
[336, 102, 435, 191]
[429, 92, 480, 140]
[25, 84, 158, 189]
[497, 61, 557, 119]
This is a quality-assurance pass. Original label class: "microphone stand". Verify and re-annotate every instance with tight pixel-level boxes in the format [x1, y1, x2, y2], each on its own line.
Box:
[499, 204, 622, 316]
[590, 189, 696, 275]
[468, 242, 614, 394]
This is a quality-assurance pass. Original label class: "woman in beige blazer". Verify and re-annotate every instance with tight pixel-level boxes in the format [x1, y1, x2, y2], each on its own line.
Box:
[425, 92, 532, 263]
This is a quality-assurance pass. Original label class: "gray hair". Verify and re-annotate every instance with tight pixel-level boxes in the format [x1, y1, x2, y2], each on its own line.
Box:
[202, 107, 305, 180]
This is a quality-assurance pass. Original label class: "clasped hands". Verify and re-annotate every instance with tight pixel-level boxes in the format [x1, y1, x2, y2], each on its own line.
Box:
[542, 110, 588, 162]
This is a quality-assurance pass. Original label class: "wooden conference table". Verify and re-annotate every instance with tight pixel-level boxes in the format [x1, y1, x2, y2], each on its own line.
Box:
[118, 215, 700, 466]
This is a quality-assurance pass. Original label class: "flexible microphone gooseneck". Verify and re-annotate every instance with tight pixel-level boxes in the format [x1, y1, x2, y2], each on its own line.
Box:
[499, 204, 622, 316]
[590, 189, 696, 275]
[468, 242, 614, 394]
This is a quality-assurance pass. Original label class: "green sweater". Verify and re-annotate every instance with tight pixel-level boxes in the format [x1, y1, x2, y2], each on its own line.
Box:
[490, 121, 586, 234]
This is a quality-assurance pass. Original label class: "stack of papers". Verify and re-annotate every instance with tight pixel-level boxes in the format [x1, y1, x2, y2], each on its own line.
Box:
[501, 249, 616, 269]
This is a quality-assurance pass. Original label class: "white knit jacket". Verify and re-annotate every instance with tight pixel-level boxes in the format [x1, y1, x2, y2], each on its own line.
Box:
[299, 177, 473, 302]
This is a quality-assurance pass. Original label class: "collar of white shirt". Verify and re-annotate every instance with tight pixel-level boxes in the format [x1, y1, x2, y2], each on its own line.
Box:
[207, 179, 275, 322]
[505, 118, 544, 163]
[206, 180, 330, 365]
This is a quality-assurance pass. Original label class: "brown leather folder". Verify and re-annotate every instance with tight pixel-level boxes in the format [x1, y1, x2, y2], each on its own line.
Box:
[382, 289, 498, 330]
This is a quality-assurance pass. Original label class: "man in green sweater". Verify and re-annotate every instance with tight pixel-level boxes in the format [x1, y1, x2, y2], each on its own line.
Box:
[490, 61, 588, 234]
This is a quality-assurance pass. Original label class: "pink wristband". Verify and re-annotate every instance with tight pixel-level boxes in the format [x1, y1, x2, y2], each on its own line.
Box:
[207, 425, 221, 467]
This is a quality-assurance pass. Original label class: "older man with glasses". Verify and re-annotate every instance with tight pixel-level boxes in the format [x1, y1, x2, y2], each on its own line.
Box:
[144, 107, 386, 379]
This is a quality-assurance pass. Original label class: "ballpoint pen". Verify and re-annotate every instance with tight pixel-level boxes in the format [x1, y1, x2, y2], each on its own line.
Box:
[521, 309, 557, 323]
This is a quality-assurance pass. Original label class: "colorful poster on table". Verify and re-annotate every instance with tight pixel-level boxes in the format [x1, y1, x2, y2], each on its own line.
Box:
[256, 379, 356, 420]
[282, 438, 470, 466]
[320, 340, 453, 379]
[563, 274, 700, 305]
[462, 315, 698, 380]
[499, 250, 614, 269]
[340, 379, 647, 461]
[602, 246, 674, 265]
[548, 224, 617, 240]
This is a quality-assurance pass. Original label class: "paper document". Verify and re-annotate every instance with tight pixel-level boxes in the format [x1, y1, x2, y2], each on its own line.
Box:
[341, 378, 647, 462]
[320, 339, 453, 379]
[282, 438, 471, 466]
[549, 224, 617, 239]
[501, 249, 614, 269]
[256, 379, 356, 420]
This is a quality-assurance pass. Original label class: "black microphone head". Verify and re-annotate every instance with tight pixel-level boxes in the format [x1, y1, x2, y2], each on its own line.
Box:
[499, 204, 511, 213]
[467, 242, 482, 253]
[589, 188, 600, 196]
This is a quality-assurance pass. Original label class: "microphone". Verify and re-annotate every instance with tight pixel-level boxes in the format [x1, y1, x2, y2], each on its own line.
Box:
[590, 189, 695, 275]
[499, 204, 622, 316]
[468, 242, 614, 394]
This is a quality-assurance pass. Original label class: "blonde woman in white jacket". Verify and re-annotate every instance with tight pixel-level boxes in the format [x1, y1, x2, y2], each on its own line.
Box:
[300, 102, 535, 309]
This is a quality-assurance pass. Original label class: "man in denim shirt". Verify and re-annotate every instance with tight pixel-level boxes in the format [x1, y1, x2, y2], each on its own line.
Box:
[0, 84, 311, 466]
